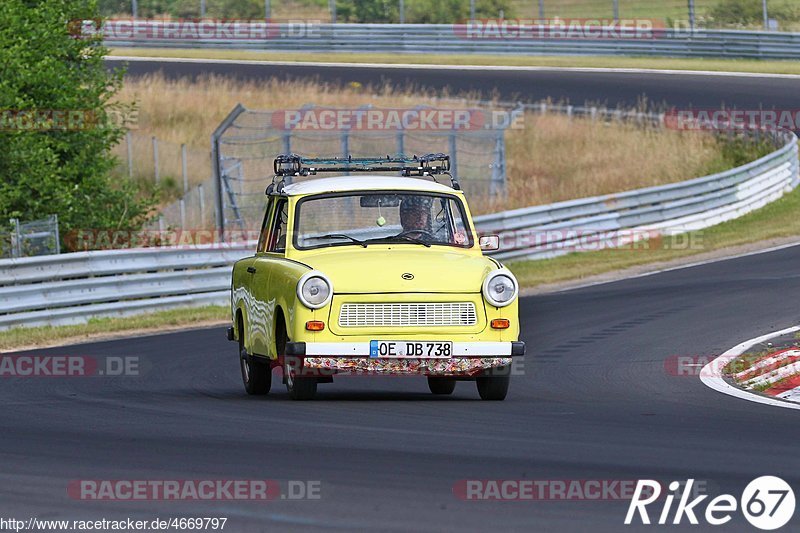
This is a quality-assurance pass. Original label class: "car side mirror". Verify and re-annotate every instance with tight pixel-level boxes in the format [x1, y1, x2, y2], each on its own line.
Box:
[479, 235, 500, 251]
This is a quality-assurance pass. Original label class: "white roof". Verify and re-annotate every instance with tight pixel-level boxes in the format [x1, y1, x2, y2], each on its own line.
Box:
[281, 176, 458, 196]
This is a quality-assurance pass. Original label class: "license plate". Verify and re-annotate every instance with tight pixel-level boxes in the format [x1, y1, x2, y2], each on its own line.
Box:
[370, 341, 453, 359]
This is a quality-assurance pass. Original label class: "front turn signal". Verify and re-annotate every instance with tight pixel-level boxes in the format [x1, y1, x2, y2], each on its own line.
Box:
[491, 318, 510, 330]
[305, 321, 325, 331]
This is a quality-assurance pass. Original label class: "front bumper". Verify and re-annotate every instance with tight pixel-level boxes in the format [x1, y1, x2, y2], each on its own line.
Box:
[285, 341, 525, 357]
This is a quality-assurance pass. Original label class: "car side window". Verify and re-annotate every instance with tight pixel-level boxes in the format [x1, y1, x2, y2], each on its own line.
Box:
[257, 199, 274, 253]
[267, 200, 289, 253]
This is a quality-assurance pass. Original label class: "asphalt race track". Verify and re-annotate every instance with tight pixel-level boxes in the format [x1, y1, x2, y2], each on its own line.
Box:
[107, 57, 800, 110]
[3, 244, 800, 531]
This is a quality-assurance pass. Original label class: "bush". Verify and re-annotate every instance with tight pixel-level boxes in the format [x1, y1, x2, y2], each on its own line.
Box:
[340, 0, 514, 23]
[707, 0, 800, 26]
[0, 0, 154, 252]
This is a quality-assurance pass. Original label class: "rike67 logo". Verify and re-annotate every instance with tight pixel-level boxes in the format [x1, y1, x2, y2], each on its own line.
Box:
[625, 477, 795, 530]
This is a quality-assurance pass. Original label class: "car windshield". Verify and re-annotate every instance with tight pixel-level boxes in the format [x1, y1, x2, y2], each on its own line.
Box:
[293, 191, 474, 250]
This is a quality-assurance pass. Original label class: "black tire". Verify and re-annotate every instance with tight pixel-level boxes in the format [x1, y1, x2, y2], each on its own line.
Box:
[285, 356, 317, 400]
[476, 365, 510, 401]
[427, 377, 456, 395]
[240, 341, 271, 395]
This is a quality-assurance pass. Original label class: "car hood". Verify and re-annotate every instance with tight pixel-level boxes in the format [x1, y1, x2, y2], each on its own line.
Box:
[298, 247, 497, 294]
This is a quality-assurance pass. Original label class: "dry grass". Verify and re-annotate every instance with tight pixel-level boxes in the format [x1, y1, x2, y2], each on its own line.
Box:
[116, 74, 734, 212]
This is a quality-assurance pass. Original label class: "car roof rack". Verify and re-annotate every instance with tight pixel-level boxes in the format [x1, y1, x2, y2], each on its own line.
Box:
[267, 153, 459, 194]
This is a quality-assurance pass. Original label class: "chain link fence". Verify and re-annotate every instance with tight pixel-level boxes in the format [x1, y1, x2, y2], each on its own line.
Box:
[0, 215, 60, 259]
[207, 104, 514, 233]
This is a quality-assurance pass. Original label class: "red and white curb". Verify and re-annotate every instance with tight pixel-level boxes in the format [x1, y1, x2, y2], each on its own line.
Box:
[700, 325, 800, 410]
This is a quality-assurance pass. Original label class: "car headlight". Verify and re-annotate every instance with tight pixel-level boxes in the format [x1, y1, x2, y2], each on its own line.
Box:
[297, 271, 333, 309]
[482, 269, 518, 307]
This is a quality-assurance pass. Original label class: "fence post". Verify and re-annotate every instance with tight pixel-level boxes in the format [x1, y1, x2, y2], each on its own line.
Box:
[448, 131, 458, 182]
[199, 184, 206, 229]
[126, 131, 133, 178]
[688, 0, 696, 31]
[538, 0, 544, 18]
[52, 214, 60, 255]
[211, 104, 247, 238]
[201, 0, 206, 17]
[132, 0, 137, 18]
[396, 128, 405, 156]
[329, 0, 337, 23]
[181, 143, 188, 193]
[180, 199, 186, 230]
[470, 0, 475, 20]
[10, 218, 20, 259]
[282, 132, 291, 154]
[265, 0, 271, 20]
[399, 0, 404, 24]
[491, 131, 506, 197]
[340, 130, 350, 175]
[613, 0, 619, 22]
[152, 136, 160, 184]
[763, 0, 769, 30]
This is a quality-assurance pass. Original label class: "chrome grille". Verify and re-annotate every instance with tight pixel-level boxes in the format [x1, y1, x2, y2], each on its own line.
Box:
[338, 302, 478, 327]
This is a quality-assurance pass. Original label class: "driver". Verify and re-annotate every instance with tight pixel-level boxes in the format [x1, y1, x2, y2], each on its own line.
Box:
[399, 196, 432, 234]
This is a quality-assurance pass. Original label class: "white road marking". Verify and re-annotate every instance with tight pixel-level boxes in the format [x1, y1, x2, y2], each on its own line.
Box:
[700, 325, 800, 410]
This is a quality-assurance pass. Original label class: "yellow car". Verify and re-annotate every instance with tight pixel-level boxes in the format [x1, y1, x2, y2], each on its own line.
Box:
[227, 155, 524, 400]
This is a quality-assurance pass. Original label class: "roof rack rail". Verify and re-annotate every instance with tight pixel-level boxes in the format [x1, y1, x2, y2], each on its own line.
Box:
[268, 153, 459, 192]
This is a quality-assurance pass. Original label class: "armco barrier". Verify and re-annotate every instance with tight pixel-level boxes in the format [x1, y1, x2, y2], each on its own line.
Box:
[0, 131, 796, 330]
[104, 23, 800, 60]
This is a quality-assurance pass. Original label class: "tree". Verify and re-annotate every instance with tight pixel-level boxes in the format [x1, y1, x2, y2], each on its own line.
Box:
[0, 0, 153, 251]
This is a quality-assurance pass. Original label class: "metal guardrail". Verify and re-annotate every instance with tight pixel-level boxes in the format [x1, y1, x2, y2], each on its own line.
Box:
[475, 130, 799, 261]
[0, 129, 797, 330]
[105, 23, 800, 60]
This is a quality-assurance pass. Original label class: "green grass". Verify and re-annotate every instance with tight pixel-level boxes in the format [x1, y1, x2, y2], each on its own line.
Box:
[509, 182, 800, 288]
[109, 48, 800, 76]
[0, 305, 228, 352]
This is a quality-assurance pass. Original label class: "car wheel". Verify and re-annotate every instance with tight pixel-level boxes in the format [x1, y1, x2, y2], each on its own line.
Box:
[285, 356, 317, 400]
[427, 377, 456, 395]
[476, 365, 510, 401]
[240, 340, 271, 395]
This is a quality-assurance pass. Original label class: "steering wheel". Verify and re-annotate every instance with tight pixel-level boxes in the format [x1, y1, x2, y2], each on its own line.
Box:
[396, 229, 436, 240]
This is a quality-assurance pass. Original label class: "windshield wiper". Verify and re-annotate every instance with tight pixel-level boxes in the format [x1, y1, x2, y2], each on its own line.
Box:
[306, 233, 367, 247]
[366, 235, 432, 248]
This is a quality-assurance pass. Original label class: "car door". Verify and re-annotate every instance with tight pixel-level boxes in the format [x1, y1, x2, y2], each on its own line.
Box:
[249, 196, 289, 357]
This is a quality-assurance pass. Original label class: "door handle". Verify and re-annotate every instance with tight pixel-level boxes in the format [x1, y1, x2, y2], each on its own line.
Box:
[246, 266, 257, 274]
